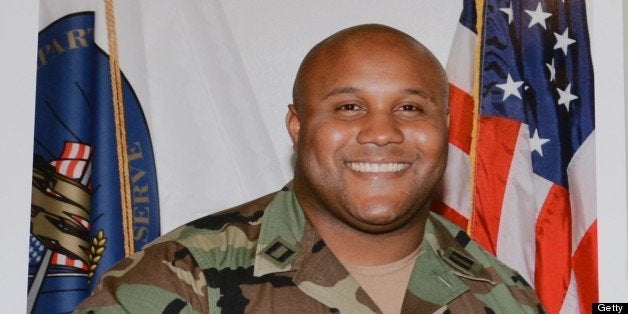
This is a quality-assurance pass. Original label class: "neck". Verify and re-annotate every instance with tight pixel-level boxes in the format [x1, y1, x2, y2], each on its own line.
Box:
[302, 201, 429, 266]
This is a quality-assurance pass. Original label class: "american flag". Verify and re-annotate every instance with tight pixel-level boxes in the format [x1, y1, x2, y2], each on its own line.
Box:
[434, 0, 597, 312]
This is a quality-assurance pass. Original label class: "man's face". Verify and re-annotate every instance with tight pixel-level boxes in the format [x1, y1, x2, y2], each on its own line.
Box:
[288, 38, 449, 234]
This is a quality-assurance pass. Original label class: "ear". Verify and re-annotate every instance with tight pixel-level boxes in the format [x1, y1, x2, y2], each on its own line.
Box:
[286, 104, 301, 145]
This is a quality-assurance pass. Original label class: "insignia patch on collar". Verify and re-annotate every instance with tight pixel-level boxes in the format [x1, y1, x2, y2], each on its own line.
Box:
[443, 247, 483, 276]
[260, 237, 302, 268]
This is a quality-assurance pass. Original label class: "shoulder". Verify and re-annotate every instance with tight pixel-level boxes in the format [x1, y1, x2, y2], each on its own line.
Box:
[429, 213, 527, 283]
[77, 191, 280, 313]
[427, 213, 545, 313]
[154, 191, 277, 243]
[76, 240, 208, 313]
[137, 191, 279, 275]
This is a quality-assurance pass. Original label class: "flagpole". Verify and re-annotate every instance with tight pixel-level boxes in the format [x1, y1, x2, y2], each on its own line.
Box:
[467, 0, 485, 236]
[104, 0, 135, 257]
[26, 250, 52, 313]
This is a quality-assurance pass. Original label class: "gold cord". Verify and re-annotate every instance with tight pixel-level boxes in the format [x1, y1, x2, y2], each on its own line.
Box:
[468, 0, 485, 236]
[105, 0, 134, 256]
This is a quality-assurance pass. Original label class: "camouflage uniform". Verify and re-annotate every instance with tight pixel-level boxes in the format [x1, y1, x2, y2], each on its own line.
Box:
[77, 187, 544, 313]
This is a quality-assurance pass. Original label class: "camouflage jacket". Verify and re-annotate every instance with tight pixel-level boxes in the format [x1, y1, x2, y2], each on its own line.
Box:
[77, 188, 544, 313]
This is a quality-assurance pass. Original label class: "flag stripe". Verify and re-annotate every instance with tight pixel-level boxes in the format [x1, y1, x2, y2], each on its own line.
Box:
[431, 199, 469, 230]
[534, 184, 571, 314]
[437, 143, 472, 221]
[72, 160, 87, 178]
[446, 23, 476, 95]
[50, 252, 89, 270]
[62, 142, 75, 158]
[472, 116, 520, 253]
[62, 142, 87, 159]
[448, 84, 474, 154]
[495, 124, 552, 286]
[566, 132, 597, 253]
[70, 142, 79, 158]
[437, 12, 476, 231]
[560, 271, 580, 314]
[571, 222, 598, 313]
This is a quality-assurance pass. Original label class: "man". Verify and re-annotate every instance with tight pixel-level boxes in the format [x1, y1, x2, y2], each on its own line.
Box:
[77, 24, 543, 313]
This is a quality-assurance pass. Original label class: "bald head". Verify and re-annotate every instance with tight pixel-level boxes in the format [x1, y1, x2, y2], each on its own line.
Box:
[285, 23, 451, 237]
[292, 24, 448, 112]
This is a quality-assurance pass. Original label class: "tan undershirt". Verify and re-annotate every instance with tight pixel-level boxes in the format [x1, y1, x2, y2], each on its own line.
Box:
[341, 247, 420, 314]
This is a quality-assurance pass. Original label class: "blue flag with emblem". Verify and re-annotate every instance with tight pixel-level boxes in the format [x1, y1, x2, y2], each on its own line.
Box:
[27, 3, 160, 313]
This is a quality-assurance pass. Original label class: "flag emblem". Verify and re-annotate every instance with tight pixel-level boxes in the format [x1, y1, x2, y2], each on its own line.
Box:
[28, 11, 160, 313]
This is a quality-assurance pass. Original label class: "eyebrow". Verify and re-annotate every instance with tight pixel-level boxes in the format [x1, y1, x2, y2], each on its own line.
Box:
[321, 86, 434, 101]
[321, 86, 361, 100]
[403, 88, 434, 101]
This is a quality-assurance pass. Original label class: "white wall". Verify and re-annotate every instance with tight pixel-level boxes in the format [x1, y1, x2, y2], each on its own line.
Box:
[0, 0, 38, 311]
[592, 0, 628, 302]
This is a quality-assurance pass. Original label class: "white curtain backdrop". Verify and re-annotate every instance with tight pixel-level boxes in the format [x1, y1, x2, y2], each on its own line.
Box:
[115, 0, 286, 232]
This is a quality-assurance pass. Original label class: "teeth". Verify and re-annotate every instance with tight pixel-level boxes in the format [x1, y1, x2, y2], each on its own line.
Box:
[347, 162, 409, 173]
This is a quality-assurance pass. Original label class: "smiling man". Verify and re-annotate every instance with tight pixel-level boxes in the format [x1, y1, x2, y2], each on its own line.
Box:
[77, 24, 543, 313]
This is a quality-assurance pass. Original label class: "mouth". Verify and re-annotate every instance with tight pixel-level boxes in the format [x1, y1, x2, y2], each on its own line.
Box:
[346, 162, 410, 173]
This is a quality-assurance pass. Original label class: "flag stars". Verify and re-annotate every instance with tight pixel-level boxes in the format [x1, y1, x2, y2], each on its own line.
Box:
[496, 74, 524, 101]
[530, 129, 550, 157]
[557, 83, 578, 111]
[500, 3, 514, 25]
[546, 58, 556, 82]
[525, 2, 552, 29]
[29, 236, 45, 263]
[554, 28, 576, 55]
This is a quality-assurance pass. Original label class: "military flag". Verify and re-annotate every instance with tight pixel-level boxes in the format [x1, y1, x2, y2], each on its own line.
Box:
[28, 0, 284, 312]
[434, 0, 597, 312]
[28, 1, 160, 312]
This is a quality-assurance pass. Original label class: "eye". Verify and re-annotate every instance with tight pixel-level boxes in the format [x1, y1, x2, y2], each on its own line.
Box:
[396, 103, 424, 112]
[393, 103, 427, 119]
[337, 103, 362, 111]
[334, 103, 365, 118]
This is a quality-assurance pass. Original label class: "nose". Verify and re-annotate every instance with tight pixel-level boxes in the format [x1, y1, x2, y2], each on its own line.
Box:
[356, 112, 404, 146]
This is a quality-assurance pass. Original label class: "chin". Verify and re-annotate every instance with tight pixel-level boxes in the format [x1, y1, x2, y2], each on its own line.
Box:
[347, 219, 411, 235]
[346, 207, 416, 234]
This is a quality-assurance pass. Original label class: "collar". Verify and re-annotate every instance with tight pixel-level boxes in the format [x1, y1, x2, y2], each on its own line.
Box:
[253, 189, 492, 310]
[253, 189, 307, 277]
[405, 215, 471, 307]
